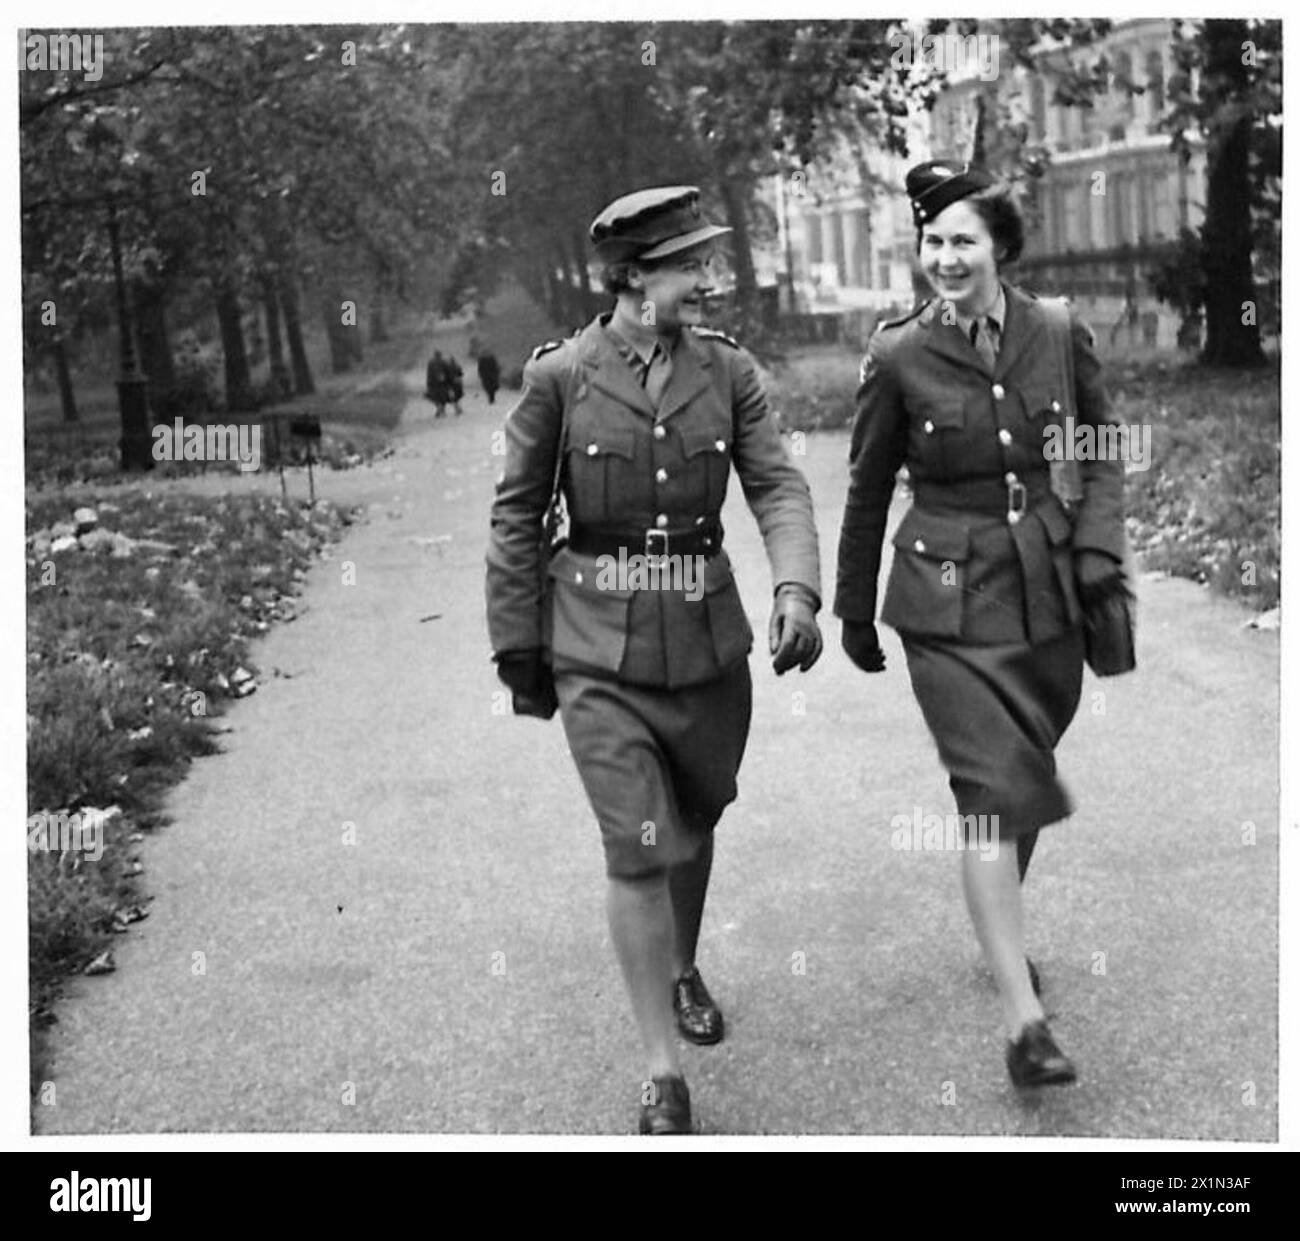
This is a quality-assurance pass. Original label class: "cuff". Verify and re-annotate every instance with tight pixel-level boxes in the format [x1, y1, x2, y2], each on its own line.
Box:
[775, 581, 822, 612]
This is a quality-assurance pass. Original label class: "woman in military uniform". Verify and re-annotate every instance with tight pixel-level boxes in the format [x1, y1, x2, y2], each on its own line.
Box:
[835, 162, 1129, 1087]
[486, 186, 823, 1133]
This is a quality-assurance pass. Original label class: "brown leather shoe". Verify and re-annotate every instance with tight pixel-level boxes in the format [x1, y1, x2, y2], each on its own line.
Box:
[673, 966, 724, 1045]
[1006, 1019, 1077, 1087]
[638, 1075, 692, 1135]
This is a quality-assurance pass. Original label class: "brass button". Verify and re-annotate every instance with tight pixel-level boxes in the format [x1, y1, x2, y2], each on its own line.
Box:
[655, 514, 669, 529]
[574, 571, 584, 584]
[923, 419, 935, 434]
[655, 468, 668, 483]
[715, 439, 726, 452]
[1007, 511, 1023, 526]
[1004, 471, 1018, 484]
[992, 383, 1005, 400]
[695, 515, 707, 525]
[1051, 400, 1062, 412]
[998, 429, 1013, 446]
[653, 424, 666, 440]
[586, 443, 598, 456]
[913, 538, 926, 554]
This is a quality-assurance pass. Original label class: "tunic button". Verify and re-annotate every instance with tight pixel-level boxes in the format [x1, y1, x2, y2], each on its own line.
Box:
[1004, 471, 1018, 484]
[655, 468, 668, 483]
[574, 571, 583, 584]
[586, 443, 598, 456]
[998, 429, 1013, 446]
[715, 439, 726, 452]
[913, 538, 926, 554]
[923, 419, 935, 434]
[695, 515, 706, 525]
[655, 513, 669, 529]
[1051, 400, 1062, 412]
[992, 383, 1005, 399]
[653, 424, 666, 440]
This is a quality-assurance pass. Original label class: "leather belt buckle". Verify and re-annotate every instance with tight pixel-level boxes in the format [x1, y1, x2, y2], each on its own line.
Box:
[1006, 480, 1027, 524]
[644, 528, 669, 561]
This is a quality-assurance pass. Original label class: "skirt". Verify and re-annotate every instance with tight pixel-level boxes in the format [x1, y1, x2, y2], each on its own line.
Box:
[555, 661, 753, 878]
[900, 626, 1085, 839]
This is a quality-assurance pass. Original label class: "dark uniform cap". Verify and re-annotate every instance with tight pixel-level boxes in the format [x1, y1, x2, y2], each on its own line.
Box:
[590, 185, 732, 263]
[905, 160, 995, 227]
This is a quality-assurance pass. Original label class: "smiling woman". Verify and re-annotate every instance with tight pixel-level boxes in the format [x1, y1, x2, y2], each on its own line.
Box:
[835, 159, 1134, 1092]
[486, 184, 824, 1135]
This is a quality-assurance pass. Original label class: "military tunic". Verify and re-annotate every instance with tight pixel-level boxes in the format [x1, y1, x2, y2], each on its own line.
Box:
[487, 313, 821, 875]
[834, 283, 1126, 837]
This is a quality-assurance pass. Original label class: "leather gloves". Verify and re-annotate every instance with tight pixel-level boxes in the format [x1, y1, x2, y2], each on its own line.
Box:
[769, 583, 823, 675]
[494, 648, 558, 719]
[842, 619, 887, 673]
[1074, 549, 1128, 607]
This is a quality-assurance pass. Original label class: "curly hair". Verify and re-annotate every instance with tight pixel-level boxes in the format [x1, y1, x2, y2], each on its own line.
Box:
[601, 257, 664, 296]
[914, 184, 1026, 267]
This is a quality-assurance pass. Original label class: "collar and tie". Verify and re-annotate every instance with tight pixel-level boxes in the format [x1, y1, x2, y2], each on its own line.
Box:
[969, 316, 999, 369]
[607, 324, 675, 407]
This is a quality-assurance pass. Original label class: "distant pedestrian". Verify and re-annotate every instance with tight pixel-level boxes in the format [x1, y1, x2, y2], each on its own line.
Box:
[425, 350, 454, 417]
[477, 349, 501, 404]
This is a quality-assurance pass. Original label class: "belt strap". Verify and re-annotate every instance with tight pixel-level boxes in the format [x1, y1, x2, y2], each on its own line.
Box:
[912, 473, 1052, 522]
[568, 521, 723, 559]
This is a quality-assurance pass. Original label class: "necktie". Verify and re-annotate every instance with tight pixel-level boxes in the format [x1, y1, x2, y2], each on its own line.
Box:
[970, 318, 998, 370]
[643, 342, 672, 407]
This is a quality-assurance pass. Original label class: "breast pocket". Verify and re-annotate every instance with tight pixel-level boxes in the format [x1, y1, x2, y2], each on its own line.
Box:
[911, 397, 967, 477]
[565, 426, 637, 524]
[679, 424, 732, 513]
[881, 507, 973, 637]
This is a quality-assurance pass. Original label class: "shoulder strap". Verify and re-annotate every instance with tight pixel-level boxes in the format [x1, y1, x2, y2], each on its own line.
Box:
[543, 342, 580, 544]
[1040, 297, 1084, 512]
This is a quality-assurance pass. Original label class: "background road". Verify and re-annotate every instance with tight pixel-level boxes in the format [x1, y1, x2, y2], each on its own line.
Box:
[37, 350, 1279, 1137]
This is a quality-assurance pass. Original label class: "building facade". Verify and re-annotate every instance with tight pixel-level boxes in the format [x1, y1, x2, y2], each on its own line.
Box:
[778, 20, 1206, 348]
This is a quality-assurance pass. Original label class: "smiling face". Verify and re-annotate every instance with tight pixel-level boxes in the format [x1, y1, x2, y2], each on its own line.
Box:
[918, 199, 1004, 317]
[629, 244, 718, 334]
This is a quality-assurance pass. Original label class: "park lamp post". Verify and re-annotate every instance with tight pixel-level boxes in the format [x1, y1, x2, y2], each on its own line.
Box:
[105, 186, 153, 471]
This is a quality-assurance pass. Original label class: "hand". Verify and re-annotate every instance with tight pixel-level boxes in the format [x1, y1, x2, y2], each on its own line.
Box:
[769, 586, 823, 674]
[494, 648, 558, 719]
[1074, 550, 1126, 607]
[841, 620, 886, 673]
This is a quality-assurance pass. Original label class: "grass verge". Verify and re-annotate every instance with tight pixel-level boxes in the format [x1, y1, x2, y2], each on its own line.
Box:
[26, 488, 357, 1092]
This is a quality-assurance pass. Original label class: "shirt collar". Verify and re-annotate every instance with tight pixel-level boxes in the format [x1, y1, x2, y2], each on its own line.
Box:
[605, 319, 676, 367]
[951, 283, 1006, 336]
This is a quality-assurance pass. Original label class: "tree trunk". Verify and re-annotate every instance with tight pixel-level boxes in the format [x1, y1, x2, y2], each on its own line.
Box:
[1199, 20, 1265, 367]
[278, 274, 315, 395]
[261, 275, 291, 399]
[133, 281, 176, 415]
[719, 175, 759, 320]
[51, 338, 78, 423]
[215, 283, 256, 411]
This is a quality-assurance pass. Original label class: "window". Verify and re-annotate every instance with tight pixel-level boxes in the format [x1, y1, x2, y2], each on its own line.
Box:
[1145, 50, 1166, 127]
